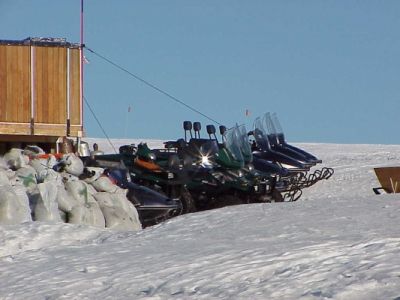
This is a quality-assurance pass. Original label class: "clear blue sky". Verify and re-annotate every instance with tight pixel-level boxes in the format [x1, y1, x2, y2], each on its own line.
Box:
[1, 1, 399, 144]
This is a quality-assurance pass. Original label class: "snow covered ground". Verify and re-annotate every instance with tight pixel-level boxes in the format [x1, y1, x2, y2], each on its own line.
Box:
[1, 141, 400, 299]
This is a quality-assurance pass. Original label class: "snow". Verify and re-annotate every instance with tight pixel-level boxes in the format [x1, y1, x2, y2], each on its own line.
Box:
[1, 141, 400, 299]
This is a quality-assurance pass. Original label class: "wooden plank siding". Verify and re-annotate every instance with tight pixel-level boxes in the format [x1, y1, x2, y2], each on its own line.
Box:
[0, 42, 83, 138]
[0, 45, 31, 123]
[69, 48, 81, 126]
[34, 46, 67, 124]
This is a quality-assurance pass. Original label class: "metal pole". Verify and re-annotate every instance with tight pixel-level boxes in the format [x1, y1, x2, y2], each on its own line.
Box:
[80, 0, 84, 130]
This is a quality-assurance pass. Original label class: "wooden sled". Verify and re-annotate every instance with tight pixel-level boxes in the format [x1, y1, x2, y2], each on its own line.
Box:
[373, 166, 400, 194]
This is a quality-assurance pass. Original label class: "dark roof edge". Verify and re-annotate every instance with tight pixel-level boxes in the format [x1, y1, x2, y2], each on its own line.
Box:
[0, 37, 82, 49]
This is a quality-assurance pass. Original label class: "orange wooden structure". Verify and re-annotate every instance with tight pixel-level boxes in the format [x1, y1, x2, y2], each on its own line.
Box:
[0, 37, 83, 152]
[374, 166, 400, 194]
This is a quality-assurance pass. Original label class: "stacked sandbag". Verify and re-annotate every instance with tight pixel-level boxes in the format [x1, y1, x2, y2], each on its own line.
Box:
[93, 189, 142, 231]
[30, 182, 62, 223]
[0, 152, 32, 224]
[64, 179, 105, 228]
[16, 151, 61, 223]
[84, 168, 142, 231]
[28, 153, 67, 223]
[0, 147, 142, 231]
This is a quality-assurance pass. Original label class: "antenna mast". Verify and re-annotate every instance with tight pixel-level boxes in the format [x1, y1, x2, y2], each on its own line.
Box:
[80, 0, 84, 132]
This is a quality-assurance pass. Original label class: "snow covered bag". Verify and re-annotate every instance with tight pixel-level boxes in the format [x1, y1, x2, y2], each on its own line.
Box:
[65, 180, 105, 228]
[0, 159, 32, 224]
[68, 200, 105, 228]
[113, 189, 141, 228]
[3, 148, 29, 170]
[0, 170, 11, 186]
[81, 167, 104, 184]
[30, 155, 60, 183]
[0, 184, 31, 225]
[12, 183, 32, 222]
[94, 191, 142, 231]
[0, 157, 9, 170]
[15, 165, 38, 193]
[22, 145, 45, 158]
[56, 185, 77, 213]
[65, 180, 91, 205]
[62, 153, 84, 177]
[0, 158, 17, 183]
[90, 175, 119, 193]
[31, 182, 62, 223]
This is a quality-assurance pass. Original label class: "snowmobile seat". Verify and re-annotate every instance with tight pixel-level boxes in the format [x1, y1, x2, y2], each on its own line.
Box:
[164, 138, 186, 149]
[119, 144, 136, 155]
[206, 124, 216, 135]
[219, 125, 227, 136]
[183, 121, 192, 131]
[207, 124, 218, 140]
[183, 121, 193, 141]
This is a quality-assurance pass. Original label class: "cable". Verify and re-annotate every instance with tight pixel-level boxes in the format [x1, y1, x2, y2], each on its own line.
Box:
[85, 46, 222, 125]
[83, 96, 118, 154]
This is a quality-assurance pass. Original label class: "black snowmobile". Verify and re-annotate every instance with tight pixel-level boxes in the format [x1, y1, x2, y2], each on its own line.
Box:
[248, 112, 334, 198]
[79, 156, 185, 227]
[103, 167, 180, 227]
[162, 121, 276, 209]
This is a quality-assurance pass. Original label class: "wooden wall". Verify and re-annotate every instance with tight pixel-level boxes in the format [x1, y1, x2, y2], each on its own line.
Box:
[0, 45, 31, 134]
[0, 43, 82, 137]
[68, 48, 82, 134]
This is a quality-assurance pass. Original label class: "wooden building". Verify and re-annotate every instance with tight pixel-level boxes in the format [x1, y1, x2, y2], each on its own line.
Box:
[0, 37, 83, 153]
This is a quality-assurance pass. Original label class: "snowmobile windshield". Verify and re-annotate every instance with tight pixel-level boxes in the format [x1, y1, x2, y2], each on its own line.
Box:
[224, 127, 244, 163]
[199, 140, 219, 157]
[253, 116, 270, 150]
[264, 112, 277, 134]
[271, 112, 283, 134]
[237, 124, 252, 160]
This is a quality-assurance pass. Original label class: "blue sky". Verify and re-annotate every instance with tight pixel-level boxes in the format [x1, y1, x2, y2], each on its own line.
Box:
[1, 1, 399, 143]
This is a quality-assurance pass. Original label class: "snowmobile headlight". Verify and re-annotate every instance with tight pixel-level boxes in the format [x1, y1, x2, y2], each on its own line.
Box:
[248, 163, 254, 172]
[148, 153, 156, 161]
[237, 170, 244, 178]
[200, 155, 212, 167]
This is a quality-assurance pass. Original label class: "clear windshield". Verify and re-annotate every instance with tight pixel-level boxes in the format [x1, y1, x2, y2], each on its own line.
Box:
[253, 116, 267, 141]
[224, 126, 244, 163]
[237, 124, 252, 159]
[264, 112, 277, 134]
[271, 112, 283, 134]
[253, 116, 270, 150]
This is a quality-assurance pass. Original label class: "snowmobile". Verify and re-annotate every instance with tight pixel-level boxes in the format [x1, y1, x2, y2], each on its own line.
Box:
[161, 121, 276, 209]
[102, 168, 180, 227]
[54, 155, 180, 227]
[81, 146, 196, 216]
[248, 113, 334, 199]
[264, 112, 334, 184]
[232, 123, 301, 201]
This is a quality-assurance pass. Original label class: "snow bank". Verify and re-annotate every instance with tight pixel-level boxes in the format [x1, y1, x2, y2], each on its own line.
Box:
[1, 142, 400, 299]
